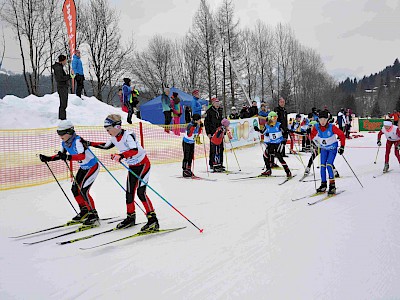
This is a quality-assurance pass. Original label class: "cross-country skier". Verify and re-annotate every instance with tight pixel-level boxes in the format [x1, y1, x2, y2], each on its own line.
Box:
[209, 118, 232, 172]
[377, 119, 400, 172]
[86, 114, 159, 231]
[182, 113, 203, 177]
[304, 119, 340, 178]
[39, 120, 100, 225]
[309, 110, 346, 194]
[254, 111, 292, 178]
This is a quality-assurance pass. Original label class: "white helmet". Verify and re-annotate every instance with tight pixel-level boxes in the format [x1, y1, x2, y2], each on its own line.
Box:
[57, 120, 74, 135]
[58, 120, 74, 130]
[231, 106, 236, 110]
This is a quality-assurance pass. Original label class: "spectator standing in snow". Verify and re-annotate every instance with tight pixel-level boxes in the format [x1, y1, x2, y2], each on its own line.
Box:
[274, 97, 289, 157]
[170, 92, 183, 135]
[71, 49, 84, 98]
[52, 54, 70, 120]
[161, 87, 172, 132]
[191, 89, 202, 116]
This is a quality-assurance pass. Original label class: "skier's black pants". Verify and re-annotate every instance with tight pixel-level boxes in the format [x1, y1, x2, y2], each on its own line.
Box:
[263, 143, 290, 174]
[163, 111, 172, 127]
[126, 158, 154, 215]
[75, 74, 84, 98]
[182, 141, 194, 170]
[209, 142, 224, 168]
[57, 86, 68, 120]
[71, 163, 99, 210]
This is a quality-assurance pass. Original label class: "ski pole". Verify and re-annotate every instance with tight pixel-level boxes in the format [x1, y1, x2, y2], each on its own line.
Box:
[292, 136, 306, 169]
[342, 155, 364, 188]
[312, 147, 317, 190]
[119, 161, 204, 233]
[224, 140, 229, 172]
[228, 139, 241, 171]
[202, 131, 209, 176]
[86, 148, 145, 214]
[62, 160, 93, 211]
[43, 161, 78, 214]
[373, 146, 380, 164]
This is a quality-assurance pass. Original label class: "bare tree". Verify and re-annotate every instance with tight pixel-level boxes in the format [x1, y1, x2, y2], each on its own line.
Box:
[217, 0, 240, 107]
[79, 0, 134, 103]
[1, 0, 59, 95]
[0, 27, 5, 69]
[131, 35, 173, 97]
[239, 28, 258, 101]
[190, 0, 218, 100]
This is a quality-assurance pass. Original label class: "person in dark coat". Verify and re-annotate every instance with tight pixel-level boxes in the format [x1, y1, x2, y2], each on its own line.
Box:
[52, 54, 70, 120]
[248, 101, 259, 117]
[274, 97, 288, 157]
[204, 97, 224, 171]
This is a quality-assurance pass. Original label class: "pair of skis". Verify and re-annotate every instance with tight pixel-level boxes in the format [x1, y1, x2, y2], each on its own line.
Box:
[292, 190, 345, 205]
[231, 174, 297, 185]
[10, 217, 186, 249]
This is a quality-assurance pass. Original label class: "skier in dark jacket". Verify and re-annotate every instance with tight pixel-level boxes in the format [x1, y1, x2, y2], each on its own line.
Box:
[52, 54, 70, 120]
[274, 97, 288, 157]
[205, 97, 224, 171]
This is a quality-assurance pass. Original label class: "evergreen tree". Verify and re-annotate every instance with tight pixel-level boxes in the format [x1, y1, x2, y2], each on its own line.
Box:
[395, 96, 400, 111]
[371, 100, 381, 117]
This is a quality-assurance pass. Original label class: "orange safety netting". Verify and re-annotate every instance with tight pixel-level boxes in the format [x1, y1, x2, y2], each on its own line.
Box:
[0, 123, 210, 191]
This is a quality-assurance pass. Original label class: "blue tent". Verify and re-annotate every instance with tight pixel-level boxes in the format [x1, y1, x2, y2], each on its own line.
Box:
[140, 87, 208, 124]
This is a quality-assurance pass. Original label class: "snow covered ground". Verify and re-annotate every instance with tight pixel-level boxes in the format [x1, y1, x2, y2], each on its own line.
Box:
[1, 94, 400, 299]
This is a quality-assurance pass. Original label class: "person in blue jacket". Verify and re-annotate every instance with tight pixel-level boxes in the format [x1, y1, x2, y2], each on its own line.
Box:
[39, 120, 100, 225]
[71, 49, 84, 98]
[161, 87, 172, 132]
[191, 89, 202, 116]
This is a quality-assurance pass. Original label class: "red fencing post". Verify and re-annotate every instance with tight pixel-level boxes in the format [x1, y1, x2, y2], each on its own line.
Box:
[139, 121, 144, 148]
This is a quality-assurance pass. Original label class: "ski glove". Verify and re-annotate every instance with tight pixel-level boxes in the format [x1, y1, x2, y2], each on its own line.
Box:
[70, 74, 75, 79]
[377, 140, 382, 147]
[253, 126, 260, 132]
[338, 146, 344, 155]
[111, 153, 123, 162]
[39, 154, 51, 162]
[58, 151, 71, 161]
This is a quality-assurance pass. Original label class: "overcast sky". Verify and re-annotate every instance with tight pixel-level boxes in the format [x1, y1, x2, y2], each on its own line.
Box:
[2, 0, 400, 81]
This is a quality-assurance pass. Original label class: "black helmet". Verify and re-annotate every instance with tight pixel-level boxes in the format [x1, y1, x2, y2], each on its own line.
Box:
[319, 110, 329, 119]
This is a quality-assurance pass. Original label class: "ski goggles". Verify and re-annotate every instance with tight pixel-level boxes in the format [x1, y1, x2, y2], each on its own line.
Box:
[57, 129, 73, 136]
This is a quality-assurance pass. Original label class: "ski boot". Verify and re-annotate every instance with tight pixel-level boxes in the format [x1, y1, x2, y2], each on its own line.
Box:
[286, 170, 292, 178]
[213, 165, 224, 173]
[183, 168, 193, 178]
[261, 169, 272, 176]
[304, 167, 310, 175]
[83, 209, 100, 226]
[328, 180, 336, 195]
[116, 212, 136, 229]
[316, 181, 327, 193]
[72, 206, 89, 222]
[141, 212, 159, 232]
[383, 163, 389, 173]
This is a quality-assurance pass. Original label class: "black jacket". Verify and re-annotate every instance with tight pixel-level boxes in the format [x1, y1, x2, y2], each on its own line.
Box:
[52, 62, 70, 88]
[205, 106, 223, 136]
[248, 106, 258, 117]
[274, 105, 288, 138]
